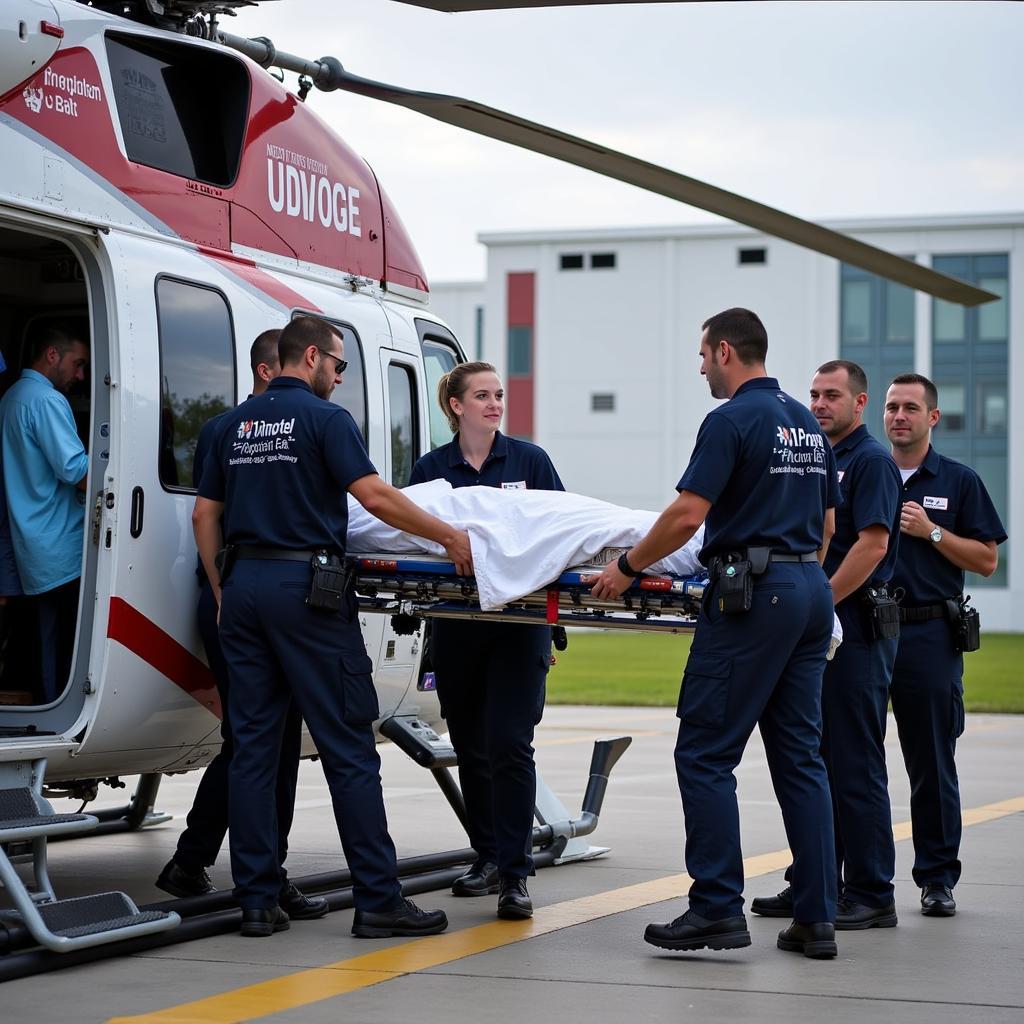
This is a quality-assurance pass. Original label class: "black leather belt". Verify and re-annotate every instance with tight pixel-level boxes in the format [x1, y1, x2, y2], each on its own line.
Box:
[899, 602, 948, 623]
[770, 552, 819, 563]
[235, 545, 319, 562]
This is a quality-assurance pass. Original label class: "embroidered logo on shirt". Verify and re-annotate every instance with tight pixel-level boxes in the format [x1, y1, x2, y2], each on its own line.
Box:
[923, 496, 949, 510]
[502, 481, 527, 490]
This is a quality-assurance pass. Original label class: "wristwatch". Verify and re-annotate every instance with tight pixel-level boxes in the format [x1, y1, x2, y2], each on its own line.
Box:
[929, 526, 943, 543]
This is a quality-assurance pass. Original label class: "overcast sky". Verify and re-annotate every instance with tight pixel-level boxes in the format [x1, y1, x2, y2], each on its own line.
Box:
[228, 1, 1022, 284]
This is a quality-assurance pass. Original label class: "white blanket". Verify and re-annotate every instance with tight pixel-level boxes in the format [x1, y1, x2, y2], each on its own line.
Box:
[347, 480, 704, 611]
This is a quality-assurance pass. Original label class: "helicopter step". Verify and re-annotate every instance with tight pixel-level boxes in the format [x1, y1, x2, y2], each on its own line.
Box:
[0, 759, 180, 954]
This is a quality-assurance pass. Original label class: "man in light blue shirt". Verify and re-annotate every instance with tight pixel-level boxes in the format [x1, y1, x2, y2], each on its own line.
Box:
[0, 326, 89, 703]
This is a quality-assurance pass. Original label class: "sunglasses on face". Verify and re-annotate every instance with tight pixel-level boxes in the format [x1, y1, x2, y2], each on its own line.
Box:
[316, 347, 348, 375]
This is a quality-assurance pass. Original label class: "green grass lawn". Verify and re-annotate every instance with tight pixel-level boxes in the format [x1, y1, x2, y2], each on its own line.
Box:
[548, 631, 1024, 713]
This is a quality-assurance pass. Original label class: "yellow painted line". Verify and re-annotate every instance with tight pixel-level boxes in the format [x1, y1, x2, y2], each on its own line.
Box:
[109, 794, 1024, 1024]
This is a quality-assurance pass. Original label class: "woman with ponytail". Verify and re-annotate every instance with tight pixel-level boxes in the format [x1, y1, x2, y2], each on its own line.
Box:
[409, 361, 563, 920]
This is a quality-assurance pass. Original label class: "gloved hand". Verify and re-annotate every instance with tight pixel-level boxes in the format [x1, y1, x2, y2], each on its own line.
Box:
[827, 612, 844, 661]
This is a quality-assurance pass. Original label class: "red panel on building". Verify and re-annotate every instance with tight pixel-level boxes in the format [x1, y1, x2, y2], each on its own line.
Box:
[506, 272, 535, 439]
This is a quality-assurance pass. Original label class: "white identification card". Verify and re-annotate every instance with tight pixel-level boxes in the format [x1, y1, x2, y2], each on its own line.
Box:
[502, 481, 527, 490]
[923, 495, 949, 510]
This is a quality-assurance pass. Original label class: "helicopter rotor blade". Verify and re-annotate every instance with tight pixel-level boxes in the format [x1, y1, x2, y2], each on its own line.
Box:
[216, 32, 995, 307]
[394, 1, 686, 10]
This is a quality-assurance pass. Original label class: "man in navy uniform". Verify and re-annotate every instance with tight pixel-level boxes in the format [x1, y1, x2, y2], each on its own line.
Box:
[592, 308, 840, 959]
[752, 360, 902, 929]
[884, 373, 1005, 917]
[194, 315, 473, 938]
[158, 330, 323, 923]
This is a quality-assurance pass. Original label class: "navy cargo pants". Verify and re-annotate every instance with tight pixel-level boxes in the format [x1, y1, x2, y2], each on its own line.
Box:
[219, 559, 402, 912]
[819, 599, 898, 907]
[890, 618, 965, 890]
[174, 580, 303, 888]
[675, 561, 837, 923]
[431, 619, 550, 879]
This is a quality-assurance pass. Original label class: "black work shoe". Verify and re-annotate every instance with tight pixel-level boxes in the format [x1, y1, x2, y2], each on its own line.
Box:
[750, 884, 794, 918]
[280, 882, 329, 920]
[835, 897, 897, 930]
[351, 897, 448, 938]
[777, 921, 838, 959]
[644, 909, 751, 952]
[497, 877, 533, 920]
[240, 905, 290, 937]
[156, 859, 216, 899]
[920, 884, 956, 917]
[452, 860, 500, 898]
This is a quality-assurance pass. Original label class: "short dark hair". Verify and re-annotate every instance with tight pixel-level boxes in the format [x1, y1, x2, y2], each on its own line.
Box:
[816, 359, 867, 395]
[701, 307, 767, 365]
[277, 316, 341, 368]
[29, 324, 84, 364]
[889, 372, 938, 411]
[249, 329, 282, 374]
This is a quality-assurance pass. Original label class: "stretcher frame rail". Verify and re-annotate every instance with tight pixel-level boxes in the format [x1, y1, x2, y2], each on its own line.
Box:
[350, 555, 705, 634]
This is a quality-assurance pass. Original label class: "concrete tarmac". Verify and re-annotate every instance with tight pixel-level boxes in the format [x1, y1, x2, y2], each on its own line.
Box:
[2, 706, 1023, 1023]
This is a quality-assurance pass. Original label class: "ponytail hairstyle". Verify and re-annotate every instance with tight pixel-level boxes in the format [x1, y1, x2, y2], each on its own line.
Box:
[436, 361, 498, 433]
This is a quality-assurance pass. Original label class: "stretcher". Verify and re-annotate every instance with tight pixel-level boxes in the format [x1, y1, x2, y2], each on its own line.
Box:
[351, 554, 706, 634]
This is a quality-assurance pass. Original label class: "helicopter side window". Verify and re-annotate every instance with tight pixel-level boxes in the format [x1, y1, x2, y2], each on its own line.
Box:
[291, 313, 367, 443]
[155, 278, 236, 491]
[106, 33, 249, 187]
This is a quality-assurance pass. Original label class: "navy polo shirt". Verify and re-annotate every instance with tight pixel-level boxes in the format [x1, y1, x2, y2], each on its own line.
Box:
[198, 376, 376, 552]
[409, 431, 564, 493]
[890, 445, 1006, 605]
[823, 424, 902, 590]
[677, 377, 839, 565]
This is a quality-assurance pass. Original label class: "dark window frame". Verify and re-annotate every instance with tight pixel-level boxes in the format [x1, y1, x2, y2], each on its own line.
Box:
[291, 310, 369, 442]
[589, 252, 617, 270]
[738, 247, 767, 265]
[386, 360, 420, 487]
[559, 253, 584, 271]
[154, 274, 237, 494]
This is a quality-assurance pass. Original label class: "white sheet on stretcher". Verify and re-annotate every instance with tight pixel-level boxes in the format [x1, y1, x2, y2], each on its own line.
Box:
[346, 479, 704, 611]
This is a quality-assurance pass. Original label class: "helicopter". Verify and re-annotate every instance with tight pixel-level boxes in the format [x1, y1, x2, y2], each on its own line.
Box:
[0, 0, 998, 958]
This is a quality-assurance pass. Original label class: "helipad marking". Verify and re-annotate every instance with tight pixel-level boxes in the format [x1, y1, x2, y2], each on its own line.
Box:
[108, 795, 1024, 1024]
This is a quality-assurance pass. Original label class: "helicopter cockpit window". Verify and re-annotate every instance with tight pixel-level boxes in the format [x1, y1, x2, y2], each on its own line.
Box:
[105, 33, 249, 187]
[155, 278, 235, 490]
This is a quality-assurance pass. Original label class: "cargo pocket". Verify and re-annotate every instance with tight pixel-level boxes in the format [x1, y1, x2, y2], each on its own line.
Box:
[677, 653, 732, 729]
[951, 681, 966, 741]
[339, 648, 380, 725]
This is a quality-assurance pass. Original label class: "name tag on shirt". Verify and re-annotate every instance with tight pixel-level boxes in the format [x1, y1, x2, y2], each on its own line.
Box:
[502, 481, 527, 490]
[923, 495, 949, 510]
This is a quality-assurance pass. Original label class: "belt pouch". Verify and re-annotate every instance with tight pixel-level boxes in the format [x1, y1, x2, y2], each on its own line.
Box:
[946, 596, 981, 653]
[214, 544, 237, 583]
[307, 555, 350, 612]
[715, 555, 752, 614]
[864, 587, 900, 640]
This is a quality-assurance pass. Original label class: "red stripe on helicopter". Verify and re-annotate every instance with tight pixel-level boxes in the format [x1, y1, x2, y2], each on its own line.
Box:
[198, 248, 323, 314]
[107, 597, 222, 719]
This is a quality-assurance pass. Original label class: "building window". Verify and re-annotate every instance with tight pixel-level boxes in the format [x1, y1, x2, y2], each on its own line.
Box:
[590, 252, 617, 269]
[560, 254, 584, 270]
[591, 393, 615, 412]
[155, 277, 235, 490]
[474, 304, 484, 360]
[839, 264, 915, 441]
[931, 253, 1009, 588]
[508, 325, 533, 376]
[738, 247, 767, 265]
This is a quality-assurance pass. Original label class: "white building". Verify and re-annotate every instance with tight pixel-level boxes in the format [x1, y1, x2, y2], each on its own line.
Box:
[429, 213, 1021, 630]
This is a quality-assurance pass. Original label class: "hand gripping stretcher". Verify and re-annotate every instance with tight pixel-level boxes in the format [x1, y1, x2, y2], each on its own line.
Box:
[350, 554, 707, 634]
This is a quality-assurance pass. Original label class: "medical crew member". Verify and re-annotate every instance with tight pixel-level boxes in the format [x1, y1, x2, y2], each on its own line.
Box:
[753, 360, 902, 929]
[195, 315, 472, 938]
[592, 308, 840, 959]
[409, 361, 563, 921]
[884, 373, 1005, 917]
[158, 331, 323, 922]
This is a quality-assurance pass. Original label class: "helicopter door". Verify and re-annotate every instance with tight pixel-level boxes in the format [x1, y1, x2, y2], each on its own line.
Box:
[372, 349, 424, 715]
[92, 238, 237, 772]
